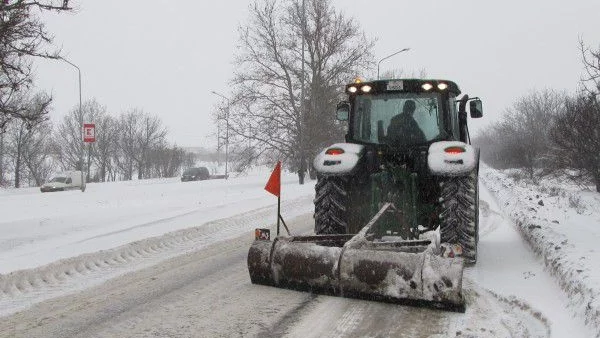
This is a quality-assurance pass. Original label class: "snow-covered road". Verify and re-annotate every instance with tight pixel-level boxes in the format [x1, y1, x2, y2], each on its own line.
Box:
[0, 212, 550, 338]
[0, 171, 596, 337]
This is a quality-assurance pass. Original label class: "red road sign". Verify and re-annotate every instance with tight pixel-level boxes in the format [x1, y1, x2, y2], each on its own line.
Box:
[83, 123, 95, 143]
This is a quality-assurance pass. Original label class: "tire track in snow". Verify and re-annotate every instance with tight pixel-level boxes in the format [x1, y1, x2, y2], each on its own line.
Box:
[0, 214, 317, 338]
[0, 195, 313, 317]
[257, 294, 318, 337]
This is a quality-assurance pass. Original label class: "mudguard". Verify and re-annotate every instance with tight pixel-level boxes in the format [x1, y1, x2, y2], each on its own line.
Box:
[428, 141, 477, 176]
[313, 143, 364, 175]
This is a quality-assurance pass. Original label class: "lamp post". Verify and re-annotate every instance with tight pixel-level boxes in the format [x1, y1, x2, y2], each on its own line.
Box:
[211, 91, 230, 179]
[377, 48, 410, 80]
[60, 57, 85, 192]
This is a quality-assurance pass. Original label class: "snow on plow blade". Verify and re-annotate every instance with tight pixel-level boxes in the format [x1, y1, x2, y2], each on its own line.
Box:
[247, 236, 465, 312]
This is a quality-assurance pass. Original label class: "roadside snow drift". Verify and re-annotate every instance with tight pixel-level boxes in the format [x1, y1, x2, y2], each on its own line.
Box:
[481, 165, 600, 337]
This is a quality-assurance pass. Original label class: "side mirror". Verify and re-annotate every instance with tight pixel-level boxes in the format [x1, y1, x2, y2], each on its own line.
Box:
[469, 99, 483, 118]
[336, 102, 350, 121]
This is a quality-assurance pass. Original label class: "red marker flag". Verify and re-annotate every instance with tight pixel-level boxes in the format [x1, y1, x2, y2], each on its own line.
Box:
[264, 161, 281, 197]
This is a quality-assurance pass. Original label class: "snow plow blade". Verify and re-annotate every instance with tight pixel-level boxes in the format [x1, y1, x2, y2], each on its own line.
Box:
[247, 204, 465, 312]
[248, 237, 464, 311]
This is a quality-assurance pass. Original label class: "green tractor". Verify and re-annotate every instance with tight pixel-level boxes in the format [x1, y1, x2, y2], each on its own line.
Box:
[314, 78, 482, 263]
[247, 78, 482, 310]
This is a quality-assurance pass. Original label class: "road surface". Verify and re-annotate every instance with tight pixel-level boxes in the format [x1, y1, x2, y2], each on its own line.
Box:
[0, 184, 590, 337]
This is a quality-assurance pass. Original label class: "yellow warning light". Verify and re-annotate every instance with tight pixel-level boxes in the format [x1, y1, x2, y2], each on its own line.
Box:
[354, 77, 362, 84]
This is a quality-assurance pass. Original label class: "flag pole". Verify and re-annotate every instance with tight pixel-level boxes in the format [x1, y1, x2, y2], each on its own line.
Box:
[277, 195, 281, 236]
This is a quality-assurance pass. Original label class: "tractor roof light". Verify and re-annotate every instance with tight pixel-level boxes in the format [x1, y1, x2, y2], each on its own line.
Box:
[348, 86, 358, 93]
[422, 83, 433, 91]
[361, 85, 372, 93]
[354, 77, 362, 84]
[444, 146, 466, 154]
[325, 148, 345, 155]
[437, 83, 448, 90]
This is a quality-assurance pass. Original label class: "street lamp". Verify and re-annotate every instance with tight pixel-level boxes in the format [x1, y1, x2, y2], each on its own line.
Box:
[60, 57, 85, 192]
[377, 48, 410, 80]
[211, 91, 230, 179]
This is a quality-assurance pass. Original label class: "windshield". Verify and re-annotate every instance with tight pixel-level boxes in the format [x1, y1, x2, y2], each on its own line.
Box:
[49, 177, 67, 183]
[183, 168, 199, 175]
[352, 92, 444, 146]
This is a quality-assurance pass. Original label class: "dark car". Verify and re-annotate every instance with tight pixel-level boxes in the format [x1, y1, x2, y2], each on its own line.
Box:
[181, 167, 210, 182]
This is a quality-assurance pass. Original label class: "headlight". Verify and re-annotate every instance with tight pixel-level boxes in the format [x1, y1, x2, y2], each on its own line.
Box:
[421, 83, 433, 91]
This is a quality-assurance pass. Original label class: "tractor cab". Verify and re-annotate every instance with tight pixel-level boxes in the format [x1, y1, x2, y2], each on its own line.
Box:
[336, 79, 483, 149]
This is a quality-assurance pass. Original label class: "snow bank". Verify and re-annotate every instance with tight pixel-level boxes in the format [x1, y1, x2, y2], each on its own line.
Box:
[0, 195, 314, 317]
[481, 165, 600, 337]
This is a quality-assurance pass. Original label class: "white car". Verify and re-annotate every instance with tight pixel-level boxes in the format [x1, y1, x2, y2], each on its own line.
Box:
[40, 171, 86, 192]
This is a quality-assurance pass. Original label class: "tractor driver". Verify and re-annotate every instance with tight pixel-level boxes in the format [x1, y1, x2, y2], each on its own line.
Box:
[387, 100, 427, 146]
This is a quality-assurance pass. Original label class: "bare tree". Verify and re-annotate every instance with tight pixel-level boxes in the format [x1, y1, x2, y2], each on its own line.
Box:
[115, 109, 167, 180]
[5, 119, 29, 187]
[580, 38, 600, 98]
[549, 96, 600, 192]
[92, 113, 118, 182]
[22, 120, 54, 186]
[501, 90, 565, 179]
[134, 113, 167, 179]
[116, 111, 140, 180]
[4, 92, 52, 187]
[0, 1, 72, 129]
[147, 143, 187, 178]
[227, 0, 374, 183]
[5, 117, 53, 187]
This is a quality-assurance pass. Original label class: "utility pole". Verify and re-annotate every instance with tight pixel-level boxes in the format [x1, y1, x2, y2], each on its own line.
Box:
[60, 57, 85, 192]
[217, 122, 221, 166]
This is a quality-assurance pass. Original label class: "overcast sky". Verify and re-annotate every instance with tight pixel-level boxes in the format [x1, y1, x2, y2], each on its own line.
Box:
[34, 0, 600, 148]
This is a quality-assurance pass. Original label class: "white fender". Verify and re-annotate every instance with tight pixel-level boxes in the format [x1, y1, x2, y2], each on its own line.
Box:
[428, 141, 477, 176]
[313, 143, 364, 174]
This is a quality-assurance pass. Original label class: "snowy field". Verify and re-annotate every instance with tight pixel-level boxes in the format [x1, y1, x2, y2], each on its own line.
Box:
[1, 165, 599, 337]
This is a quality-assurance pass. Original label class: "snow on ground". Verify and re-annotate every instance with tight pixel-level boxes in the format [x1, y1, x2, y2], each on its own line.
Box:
[481, 164, 600, 337]
[0, 169, 315, 316]
[2, 162, 599, 337]
[467, 183, 590, 338]
[0, 169, 313, 273]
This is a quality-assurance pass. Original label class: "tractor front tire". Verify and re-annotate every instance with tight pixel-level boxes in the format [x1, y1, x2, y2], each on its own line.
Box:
[314, 175, 350, 235]
[439, 171, 479, 264]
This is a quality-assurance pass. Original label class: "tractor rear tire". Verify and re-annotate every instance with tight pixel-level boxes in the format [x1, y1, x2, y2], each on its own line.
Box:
[314, 175, 350, 235]
[439, 171, 479, 264]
